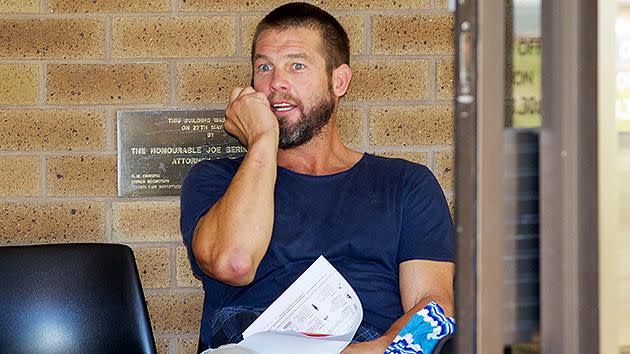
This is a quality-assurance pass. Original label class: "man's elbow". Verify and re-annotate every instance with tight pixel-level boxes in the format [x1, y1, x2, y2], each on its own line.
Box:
[213, 254, 257, 286]
[194, 247, 256, 286]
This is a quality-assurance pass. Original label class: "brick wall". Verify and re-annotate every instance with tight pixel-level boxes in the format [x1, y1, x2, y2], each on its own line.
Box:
[0, 1, 454, 353]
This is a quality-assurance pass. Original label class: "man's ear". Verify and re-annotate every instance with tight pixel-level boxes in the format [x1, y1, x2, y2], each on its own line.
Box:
[332, 64, 352, 97]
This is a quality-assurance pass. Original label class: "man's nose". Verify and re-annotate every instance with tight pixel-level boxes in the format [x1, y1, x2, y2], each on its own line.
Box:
[269, 70, 289, 92]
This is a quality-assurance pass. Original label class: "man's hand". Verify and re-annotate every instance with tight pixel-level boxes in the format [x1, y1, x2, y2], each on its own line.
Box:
[341, 337, 390, 354]
[191, 87, 280, 286]
[224, 86, 279, 148]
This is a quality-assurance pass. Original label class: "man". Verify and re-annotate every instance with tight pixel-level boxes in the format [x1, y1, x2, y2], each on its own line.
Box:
[180, 2, 455, 353]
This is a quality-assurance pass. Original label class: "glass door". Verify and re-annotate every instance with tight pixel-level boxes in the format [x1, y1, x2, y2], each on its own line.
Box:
[454, 0, 543, 352]
[454, 0, 612, 353]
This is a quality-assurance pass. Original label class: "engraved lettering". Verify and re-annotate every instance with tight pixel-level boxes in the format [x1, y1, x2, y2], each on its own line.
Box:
[183, 117, 213, 124]
[226, 146, 247, 154]
[147, 179, 169, 184]
[118, 110, 245, 197]
[149, 146, 202, 155]
[172, 157, 212, 165]
[130, 147, 147, 154]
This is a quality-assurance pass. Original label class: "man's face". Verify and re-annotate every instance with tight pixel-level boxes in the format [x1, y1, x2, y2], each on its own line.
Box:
[252, 27, 336, 149]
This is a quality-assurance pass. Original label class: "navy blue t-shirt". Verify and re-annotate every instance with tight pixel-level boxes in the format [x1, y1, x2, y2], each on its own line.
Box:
[180, 153, 454, 347]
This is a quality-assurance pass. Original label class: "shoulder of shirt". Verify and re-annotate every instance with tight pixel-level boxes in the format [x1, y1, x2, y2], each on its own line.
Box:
[364, 153, 431, 174]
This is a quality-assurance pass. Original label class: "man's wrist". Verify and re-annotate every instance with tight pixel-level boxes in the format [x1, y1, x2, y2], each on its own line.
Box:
[246, 132, 279, 162]
[374, 335, 395, 350]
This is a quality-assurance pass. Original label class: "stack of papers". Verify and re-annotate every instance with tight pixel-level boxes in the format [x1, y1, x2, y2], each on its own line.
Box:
[204, 256, 363, 354]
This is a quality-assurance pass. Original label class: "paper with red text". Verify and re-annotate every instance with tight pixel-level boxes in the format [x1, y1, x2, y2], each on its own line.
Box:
[205, 256, 363, 354]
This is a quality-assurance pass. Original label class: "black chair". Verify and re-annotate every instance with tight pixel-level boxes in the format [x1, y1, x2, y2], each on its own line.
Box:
[434, 334, 454, 354]
[0, 243, 156, 354]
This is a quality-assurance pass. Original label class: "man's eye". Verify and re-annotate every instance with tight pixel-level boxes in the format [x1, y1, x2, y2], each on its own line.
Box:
[258, 64, 272, 72]
[293, 63, 305, 70]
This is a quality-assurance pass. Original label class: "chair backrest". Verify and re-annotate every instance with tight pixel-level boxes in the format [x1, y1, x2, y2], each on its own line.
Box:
[0, 243, 156, 354]
[434, 334, 454, 354]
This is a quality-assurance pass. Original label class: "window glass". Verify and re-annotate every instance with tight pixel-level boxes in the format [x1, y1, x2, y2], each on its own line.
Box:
[503, 0, 541, 351]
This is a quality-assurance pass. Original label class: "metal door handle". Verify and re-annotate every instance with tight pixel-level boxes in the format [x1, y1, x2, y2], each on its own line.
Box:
[458, 20, 474, 104]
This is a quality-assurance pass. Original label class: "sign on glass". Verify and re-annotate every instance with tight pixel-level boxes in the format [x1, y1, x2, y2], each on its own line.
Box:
[617, 9, 630, 132]
[508, 0, 542, 128]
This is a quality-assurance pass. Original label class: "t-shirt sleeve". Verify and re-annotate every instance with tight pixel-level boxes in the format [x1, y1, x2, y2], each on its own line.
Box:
[179, 160, 237, 278]
[397, 163, 455, 263]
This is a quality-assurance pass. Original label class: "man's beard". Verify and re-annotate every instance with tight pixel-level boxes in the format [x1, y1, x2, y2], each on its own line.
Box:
[276, 93, 335, 150]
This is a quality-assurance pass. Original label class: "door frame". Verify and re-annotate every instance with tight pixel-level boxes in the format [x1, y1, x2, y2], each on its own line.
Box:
[454, 0, 505, 353]
[540, 1, 600, 352]
[456, 0, 604, 353]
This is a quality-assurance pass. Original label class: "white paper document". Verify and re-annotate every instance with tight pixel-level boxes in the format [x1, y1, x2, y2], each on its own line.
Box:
[204, 256, 363, 354]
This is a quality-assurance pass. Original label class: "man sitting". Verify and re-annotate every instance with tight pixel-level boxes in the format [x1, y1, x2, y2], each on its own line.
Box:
[180, 2, 455, 353]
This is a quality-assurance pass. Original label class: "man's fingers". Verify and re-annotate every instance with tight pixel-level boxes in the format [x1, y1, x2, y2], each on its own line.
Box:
[229, 87, 245, 104]
[253, 91, 271, 106]
[229, 87, 264, 108]
[240, 87, 256, 96]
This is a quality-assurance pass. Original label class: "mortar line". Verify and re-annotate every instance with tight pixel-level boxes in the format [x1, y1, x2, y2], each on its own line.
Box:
[144, 287, 203, 295]
[0, 100, 449, 110]
[367, 145, 453, 152]
[38, 63, 46, 105]
[0, 151, 117, 157]
[118, 241, 185, 248]
[169, 62, 178, 105]
[361, 107, 370, 148]
[102, 108, 112, 151]
[0, 56, 457, 64]
[39, 155, 46, 197]
[364, 13, 372, 56]
[104, 16, 113, 62]
[429, 58, 437, 104]
[170, 246, 178, 290]
[104, 199, 113, 243]
[133, 8, 447, 17]
[428, 150, 436, 171]
[169, 337, 177, 354]
[235, 15, 243, 58]
[0, 195, 179, 202]
[0, 103, 222, 110]
[0, 7, 451, 19]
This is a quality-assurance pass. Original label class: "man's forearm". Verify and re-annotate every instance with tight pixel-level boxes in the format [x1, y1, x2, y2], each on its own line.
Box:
[341, 294, 453, 354]
[192, 135, 278, 285]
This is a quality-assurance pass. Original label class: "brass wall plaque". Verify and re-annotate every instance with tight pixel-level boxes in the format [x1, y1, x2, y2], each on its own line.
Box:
[117, 110, 245, 197]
